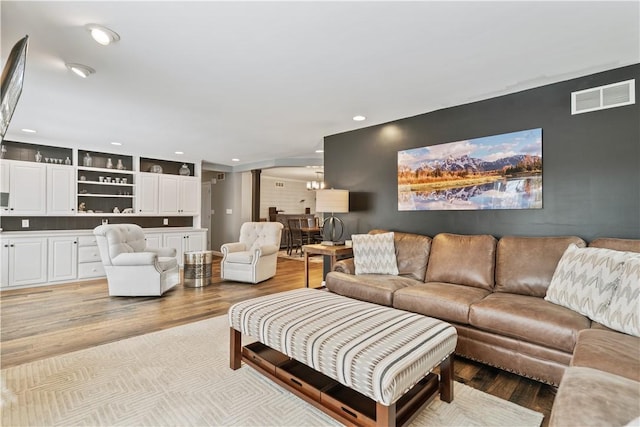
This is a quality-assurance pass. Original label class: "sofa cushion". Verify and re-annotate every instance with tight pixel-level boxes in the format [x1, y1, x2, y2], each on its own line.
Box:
[370, 230, 432, 281]
[592, 255, 640, 337]
[495, 236, 586, 297]
[393, 282, 491, 325]
[469, 293, 591, 353]
[425, 233, 497, 291]
[572, 329, 640, 382]
[545, 244, 628, 320]
[549, 367, 640, 427]
[325, 271, 418, 306]
[352, 232, 399, 275]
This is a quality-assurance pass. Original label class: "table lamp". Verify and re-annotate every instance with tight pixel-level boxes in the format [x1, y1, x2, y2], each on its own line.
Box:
[315, 189, 349, 245]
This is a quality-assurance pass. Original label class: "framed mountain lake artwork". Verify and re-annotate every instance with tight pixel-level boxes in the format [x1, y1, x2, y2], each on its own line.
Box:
[398, 128, 542, 211]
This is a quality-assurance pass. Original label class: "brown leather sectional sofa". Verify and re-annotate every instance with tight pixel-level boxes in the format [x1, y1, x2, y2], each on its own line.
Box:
[325, 231, 640, 425]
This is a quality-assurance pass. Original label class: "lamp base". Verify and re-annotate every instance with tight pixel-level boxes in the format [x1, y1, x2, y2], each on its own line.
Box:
[321, 240, 345, 246]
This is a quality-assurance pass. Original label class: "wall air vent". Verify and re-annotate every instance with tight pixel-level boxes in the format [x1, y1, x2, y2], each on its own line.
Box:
[216, 173, 225, 181]
[572, 79, 635, 115]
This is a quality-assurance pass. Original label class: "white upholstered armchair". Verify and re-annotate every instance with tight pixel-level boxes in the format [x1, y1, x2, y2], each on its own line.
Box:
[94, 224, 180, 296]
[220, 222, 284, 284]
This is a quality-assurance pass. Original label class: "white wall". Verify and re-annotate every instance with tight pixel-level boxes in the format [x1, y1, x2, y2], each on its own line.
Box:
[260, 176, 316, 219]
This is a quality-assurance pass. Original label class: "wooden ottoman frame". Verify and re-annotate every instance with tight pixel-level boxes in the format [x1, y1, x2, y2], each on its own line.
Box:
[228, 289, 457, 427]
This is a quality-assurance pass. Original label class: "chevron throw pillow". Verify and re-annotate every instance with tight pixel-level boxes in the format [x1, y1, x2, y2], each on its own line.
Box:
[545, 244, 628, 320]
[593, 254, 640, 337]
[353, 232, 399, 275]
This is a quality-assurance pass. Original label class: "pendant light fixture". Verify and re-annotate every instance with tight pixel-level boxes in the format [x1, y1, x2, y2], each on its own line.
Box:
[306, 171, 325, 191]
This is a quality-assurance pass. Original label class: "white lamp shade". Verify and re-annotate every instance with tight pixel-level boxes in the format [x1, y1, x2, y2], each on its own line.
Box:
[316, 189, 349, 213]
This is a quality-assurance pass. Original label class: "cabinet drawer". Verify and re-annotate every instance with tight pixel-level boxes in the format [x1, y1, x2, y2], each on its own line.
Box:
[78, 246, 102, 263]
[77, 235, 98, 247]
[78, 261, 105, 279]
[321, 384, 375, 425]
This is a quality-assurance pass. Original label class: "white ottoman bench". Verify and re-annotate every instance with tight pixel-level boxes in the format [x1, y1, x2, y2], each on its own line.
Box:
[229, 288, 458, 427]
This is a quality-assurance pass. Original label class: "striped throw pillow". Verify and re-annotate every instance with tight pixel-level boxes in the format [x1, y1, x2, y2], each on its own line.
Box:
[353, 232, 399, 275]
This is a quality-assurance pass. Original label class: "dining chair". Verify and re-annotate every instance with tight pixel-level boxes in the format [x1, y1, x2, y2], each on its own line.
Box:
[288, 218, 304, 256]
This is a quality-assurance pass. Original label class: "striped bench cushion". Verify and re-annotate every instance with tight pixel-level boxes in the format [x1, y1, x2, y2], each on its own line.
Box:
[229, 288, 457, 406]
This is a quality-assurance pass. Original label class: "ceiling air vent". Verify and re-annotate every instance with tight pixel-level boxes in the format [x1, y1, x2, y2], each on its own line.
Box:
[572, 79, 635, 115]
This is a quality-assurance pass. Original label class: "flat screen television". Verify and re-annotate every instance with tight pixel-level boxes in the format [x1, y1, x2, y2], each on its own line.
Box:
[1, 35, 29, 142]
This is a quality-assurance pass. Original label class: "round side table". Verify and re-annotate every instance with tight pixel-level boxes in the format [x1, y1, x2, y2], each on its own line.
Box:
[183, 250, 213, 287]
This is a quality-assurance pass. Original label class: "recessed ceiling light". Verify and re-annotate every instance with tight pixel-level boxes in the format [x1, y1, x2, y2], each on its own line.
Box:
[175, 151, 184, 155]
[232, 158, 240, 162]
[315, 149, 324, 153]
[66, 63, 95, 78]
[21, 128, 36, 133]
[85, 24, 120, 46]
[110, 141, 122, 146]
[353, 115, 366, 121]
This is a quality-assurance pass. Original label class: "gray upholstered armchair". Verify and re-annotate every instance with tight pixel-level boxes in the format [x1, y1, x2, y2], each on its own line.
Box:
[94, 224, 180, 296]
[220, 222, 283, 284]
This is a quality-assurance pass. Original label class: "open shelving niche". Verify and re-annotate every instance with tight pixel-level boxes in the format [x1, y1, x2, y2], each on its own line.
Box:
[77, 150, 135, 215]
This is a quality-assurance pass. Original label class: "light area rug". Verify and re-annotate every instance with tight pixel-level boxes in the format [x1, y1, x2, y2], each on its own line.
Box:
[1, 315, 543, 427]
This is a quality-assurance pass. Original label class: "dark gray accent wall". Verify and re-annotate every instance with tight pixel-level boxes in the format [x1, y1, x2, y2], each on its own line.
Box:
[324, 64, 640, 242]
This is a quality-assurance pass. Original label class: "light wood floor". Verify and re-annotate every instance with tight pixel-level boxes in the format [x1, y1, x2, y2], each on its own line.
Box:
[1, 255, 555, 426]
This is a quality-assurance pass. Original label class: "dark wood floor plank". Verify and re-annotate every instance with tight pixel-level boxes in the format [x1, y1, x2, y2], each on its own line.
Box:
[0, 255, 555, 425]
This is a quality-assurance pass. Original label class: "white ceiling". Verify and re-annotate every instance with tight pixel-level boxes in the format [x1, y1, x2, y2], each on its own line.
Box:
[2, 1, 639, 181]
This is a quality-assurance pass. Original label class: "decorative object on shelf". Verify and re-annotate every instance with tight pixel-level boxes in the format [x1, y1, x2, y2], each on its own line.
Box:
[179, 163, 191, 176]
[78, 202, 86, 212]
[122, 207, 133, 214]
[83, 153, 93, 167]
[0, 144, 6, 158]
[149, 164, 163, 174]
[106, 158, 114, 169]
[80, 175, 86, 181]
[105, 177, 112, 183]
[114, 177, 121, 184]
[113, 206, 120, 213]
[121, 177, 127, 184]
[35, 150, 43, 162]
[64, 156, 71, 165]
[116, 159, 124, 170]
[98, 176, 104, 182]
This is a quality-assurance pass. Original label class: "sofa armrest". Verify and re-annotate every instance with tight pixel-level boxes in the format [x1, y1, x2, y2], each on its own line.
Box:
[111, 252, 157, 266]
[333, 258, 355, 274]
[221, 242, 246, 255]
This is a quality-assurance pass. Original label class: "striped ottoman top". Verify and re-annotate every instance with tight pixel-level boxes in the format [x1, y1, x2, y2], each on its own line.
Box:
[229, 288, 457, 406]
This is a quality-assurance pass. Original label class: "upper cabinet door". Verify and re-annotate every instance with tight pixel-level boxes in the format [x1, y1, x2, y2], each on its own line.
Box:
[158, 175, 180, 215]
[137, 173, 159, 214]
[8, 161, 47, 215]
[47, 164, 76, 215]
[179, 176, 200, 215]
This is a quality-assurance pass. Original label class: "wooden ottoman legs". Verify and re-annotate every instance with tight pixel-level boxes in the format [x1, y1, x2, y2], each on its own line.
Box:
[440, 355, 454, 403]
[230, 327, 241, 370]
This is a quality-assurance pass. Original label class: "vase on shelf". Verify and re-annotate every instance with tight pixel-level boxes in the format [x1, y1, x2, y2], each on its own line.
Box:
[35, 151, 43, 163]
[106, 158, 114, 169]
[0, 145, 6, 159]
[83, 153, 93, 167]
[64, 156, 71, 165]
[179, 164, 191, 176]
[116, 159, 124, 170]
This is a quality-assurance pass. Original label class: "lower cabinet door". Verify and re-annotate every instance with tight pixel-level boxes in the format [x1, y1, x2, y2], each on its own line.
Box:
[48, 236, 78, 282]
[8, 238, 48, 287]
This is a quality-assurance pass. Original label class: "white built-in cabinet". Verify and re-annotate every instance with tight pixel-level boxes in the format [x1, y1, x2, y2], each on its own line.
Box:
[162, 231, 206, 265]
[0, 228, 207, 289]
[1, 160, 47, 215]
[0, 237, 48, 287]
[48, 236, 78, 282]
[158, 175, 200, 215]
[144, 232, 162, 249]
[47, 164, 76, 215]
[137, 173, 159, 214]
